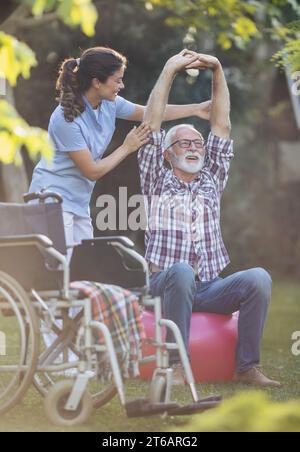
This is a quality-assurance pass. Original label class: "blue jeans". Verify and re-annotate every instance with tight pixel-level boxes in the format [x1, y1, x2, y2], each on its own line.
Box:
[150, 263, 272, 373]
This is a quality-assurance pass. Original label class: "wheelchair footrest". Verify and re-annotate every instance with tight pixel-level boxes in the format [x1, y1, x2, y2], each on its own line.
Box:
[167, 395, 222, 416]
[125, 395, 222, 418]
[125, 398, 180, 418]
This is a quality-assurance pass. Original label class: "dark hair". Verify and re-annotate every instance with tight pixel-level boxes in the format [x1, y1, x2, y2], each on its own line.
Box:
[56, 47, 127, 122]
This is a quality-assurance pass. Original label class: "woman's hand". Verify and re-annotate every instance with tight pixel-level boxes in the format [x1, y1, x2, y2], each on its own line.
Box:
[196, 100, 212, 121]
[123, 123, 152, 154]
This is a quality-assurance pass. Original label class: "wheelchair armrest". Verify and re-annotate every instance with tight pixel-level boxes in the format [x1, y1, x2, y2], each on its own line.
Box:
[0, 234, 53, 248]
[82, 236, 135, 249]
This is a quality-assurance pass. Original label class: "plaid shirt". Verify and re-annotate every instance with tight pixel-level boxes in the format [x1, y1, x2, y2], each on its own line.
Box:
[138, 131, 234, 281]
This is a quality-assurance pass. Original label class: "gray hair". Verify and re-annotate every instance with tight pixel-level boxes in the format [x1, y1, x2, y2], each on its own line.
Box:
[164, 124, 201, 152]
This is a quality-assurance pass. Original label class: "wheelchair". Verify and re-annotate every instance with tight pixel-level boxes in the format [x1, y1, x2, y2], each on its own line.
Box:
[0, 191, 221, 426]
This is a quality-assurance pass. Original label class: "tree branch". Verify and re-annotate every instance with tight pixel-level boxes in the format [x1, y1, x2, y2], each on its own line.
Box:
[1, 4, 58, 34]
[19, 12, 59, 30]
[1, 4, 31, 34]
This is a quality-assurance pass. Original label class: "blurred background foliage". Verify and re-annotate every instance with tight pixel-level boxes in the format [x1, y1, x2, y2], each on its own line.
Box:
[176, 391, 300, 432]
[0, 0, 300, 280]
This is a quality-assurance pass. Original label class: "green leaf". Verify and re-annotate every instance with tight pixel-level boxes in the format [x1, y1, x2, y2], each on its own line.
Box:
[233, 17, 259, 42]
[21, 0, 57, 14]
[21, 0, 98, 36]
[217, 32, 233, 50]
[31, 0, 49, 15]
[0, 32, 37, 86]
[273, 40, 300, 72]
[0, 100, 53, 164]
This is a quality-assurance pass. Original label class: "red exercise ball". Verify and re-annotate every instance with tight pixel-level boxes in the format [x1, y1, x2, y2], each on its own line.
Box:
[140, 310, 238, 382]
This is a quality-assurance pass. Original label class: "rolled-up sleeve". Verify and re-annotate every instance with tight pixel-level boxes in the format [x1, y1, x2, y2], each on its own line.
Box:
[204, 132, 234, 194]
[138, 131, 166, 195]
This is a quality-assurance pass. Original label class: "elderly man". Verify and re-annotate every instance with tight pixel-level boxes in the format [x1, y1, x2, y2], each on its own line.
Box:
[138, 50, 281, 387]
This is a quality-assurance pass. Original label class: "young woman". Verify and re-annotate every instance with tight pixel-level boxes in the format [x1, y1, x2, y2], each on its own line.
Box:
[29, 47, 210, 250]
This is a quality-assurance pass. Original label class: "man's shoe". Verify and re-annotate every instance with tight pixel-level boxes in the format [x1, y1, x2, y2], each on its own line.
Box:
[171, 363, 186, 386]
[234, 367, 281, 388]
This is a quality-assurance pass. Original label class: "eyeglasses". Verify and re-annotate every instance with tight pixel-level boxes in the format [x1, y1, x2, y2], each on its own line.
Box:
[166, 139, 206, 150]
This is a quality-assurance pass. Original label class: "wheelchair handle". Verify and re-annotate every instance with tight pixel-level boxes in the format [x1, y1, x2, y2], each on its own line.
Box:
[23, 191, 63, 204]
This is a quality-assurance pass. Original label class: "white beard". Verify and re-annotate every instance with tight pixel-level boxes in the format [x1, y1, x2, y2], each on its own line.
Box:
[170, 153, 205, 174]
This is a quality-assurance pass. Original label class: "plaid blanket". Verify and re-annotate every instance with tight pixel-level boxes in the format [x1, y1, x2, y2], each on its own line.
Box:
[70, 281, 146, 378]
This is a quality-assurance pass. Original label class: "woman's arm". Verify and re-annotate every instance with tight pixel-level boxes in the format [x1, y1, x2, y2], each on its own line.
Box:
[69, 123, 151, 181]
[126, 100, 212, 123]
[165, 102, 211, 121]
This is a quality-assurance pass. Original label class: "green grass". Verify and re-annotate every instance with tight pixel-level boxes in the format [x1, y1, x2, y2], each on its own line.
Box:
[0, 280, 299, 432]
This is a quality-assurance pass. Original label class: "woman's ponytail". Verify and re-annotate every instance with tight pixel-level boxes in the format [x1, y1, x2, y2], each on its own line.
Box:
[56, 58, 85, 122]
[56, 48, 127, 122]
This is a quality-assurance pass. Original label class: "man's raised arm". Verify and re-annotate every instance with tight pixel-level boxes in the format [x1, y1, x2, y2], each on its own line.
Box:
[186, 54, 231, 139]
[144, 50, 199, 131]
[210, 60, 231, 139]
[186, 53, 233, 194]
[138, 51, 199, 195]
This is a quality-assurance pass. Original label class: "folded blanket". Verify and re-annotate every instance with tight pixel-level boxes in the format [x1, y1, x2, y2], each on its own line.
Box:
[71, 281, 146, 379]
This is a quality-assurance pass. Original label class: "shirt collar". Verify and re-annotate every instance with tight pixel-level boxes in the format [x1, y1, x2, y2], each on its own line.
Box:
[83, 95, 102, 112]
[82, 95, 102, 126]
[171, 171, 202, 188]
[82, 95, 92, 111]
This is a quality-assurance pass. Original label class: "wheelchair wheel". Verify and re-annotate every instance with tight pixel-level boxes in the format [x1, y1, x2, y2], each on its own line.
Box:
[34, 370, 117, 408]
[44, 380, 93, 426]
[0, 271, 39, 415]
[33, 326, 117, 408]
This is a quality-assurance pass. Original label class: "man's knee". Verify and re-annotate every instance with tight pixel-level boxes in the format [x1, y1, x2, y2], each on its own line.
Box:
[241, 267, 272, 301]
[166, 262, 196, 292]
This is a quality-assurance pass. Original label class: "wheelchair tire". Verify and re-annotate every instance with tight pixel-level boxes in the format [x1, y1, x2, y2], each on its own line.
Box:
[92, 384, 117, 409]
[0, 271, 39, 415]
[44, 380, 93, 427]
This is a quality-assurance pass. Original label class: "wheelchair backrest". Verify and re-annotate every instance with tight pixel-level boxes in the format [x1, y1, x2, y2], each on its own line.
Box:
[0, 202, 66, 291]
[0, 202, 67, 255]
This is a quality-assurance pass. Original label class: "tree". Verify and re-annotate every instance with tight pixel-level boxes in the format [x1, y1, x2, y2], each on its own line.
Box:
[146, 0, 300, 70]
